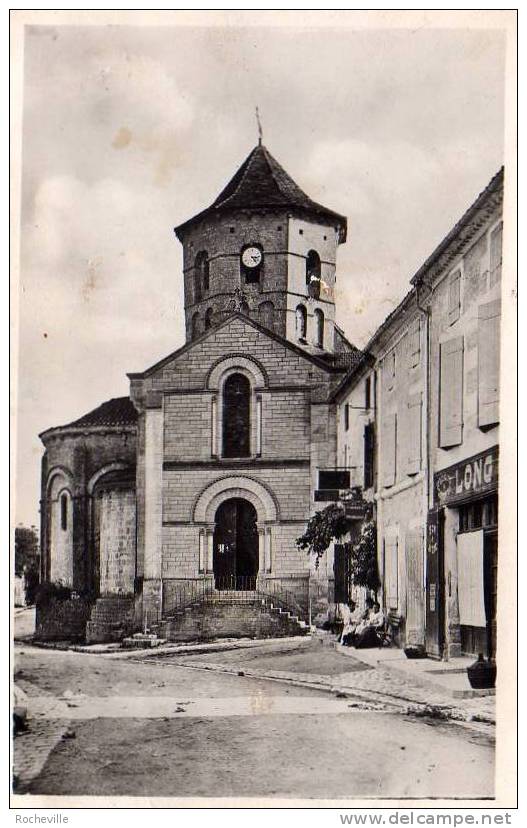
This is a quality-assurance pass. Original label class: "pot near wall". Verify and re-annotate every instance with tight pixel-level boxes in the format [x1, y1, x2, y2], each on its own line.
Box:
[467, 653, 497, 689]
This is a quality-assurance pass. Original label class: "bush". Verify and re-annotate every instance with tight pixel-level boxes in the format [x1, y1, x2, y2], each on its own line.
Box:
[36, 581, 74, 607]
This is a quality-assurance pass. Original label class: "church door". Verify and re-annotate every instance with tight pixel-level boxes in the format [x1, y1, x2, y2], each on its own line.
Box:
[213, 498, 258, 590]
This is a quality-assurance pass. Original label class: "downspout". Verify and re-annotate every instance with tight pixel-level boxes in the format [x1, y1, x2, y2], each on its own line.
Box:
[414, 283, 432, 513]
[414, 282, 435, 653]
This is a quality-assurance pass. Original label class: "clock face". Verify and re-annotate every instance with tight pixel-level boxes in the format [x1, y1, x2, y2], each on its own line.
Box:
[241, 246, 263, 269]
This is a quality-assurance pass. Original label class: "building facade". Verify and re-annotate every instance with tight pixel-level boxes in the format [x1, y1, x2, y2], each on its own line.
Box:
[37, 143, 504, 655]
[38, 143, 361, 641]
[334, 168, 503, 658]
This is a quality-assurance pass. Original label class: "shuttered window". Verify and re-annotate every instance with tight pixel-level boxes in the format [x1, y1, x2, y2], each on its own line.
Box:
[448, 269, 461, 325]
[384, 537, 399, 610]
[363, 422, 375, 489]
[439, 336, 464, 448]
[489, 223, 503, 287]
[408, 319, 421, 368]
[382, 412, 397, 487]
[478, 299, 501, 429]
[406, 392, 422, 475]
[384, 352, 396, 393]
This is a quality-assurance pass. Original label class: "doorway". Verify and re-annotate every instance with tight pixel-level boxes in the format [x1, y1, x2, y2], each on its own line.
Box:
[213, 498, 258, 589]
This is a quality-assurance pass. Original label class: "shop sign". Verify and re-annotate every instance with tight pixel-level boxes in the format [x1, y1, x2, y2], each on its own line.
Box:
[342, 499, 368, 519]
[434, 446, 499, 506]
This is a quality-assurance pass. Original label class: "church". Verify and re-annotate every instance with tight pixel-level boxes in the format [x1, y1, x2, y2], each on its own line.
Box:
[38, 142, 362, 643]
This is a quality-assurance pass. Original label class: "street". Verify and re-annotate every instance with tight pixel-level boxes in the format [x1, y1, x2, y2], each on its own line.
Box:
[13, 636, 495, 800]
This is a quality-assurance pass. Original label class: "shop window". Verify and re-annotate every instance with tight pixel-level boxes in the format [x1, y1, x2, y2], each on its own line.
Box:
[306, 250, 321, 298]
[314, 308, 324, 347]
[295, 304, 307, 341]
[60, 493, 68, 531]
[222, 373, 251, 458]
[458, 495, 498, 533]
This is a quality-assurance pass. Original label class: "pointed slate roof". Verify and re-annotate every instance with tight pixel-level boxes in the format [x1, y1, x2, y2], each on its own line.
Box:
[175, 144, 347, 241]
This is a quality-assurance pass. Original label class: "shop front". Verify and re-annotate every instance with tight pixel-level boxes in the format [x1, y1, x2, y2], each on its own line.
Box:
[427, 446, 499, 658]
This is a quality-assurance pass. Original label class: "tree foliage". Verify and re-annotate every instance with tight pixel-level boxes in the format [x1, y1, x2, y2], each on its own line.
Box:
[15, 525, 40, 604]
[15, 526, 39, 576]
[296, 503, 353, 565]
[296, 503, 380, 593]
[349, 518, 380, 593]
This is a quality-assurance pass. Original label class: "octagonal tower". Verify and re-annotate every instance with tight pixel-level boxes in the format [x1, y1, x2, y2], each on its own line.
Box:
[174, 144, 347, 355]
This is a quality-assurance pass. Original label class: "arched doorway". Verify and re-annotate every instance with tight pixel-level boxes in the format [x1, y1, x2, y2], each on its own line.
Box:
[213, 498, 258, 590]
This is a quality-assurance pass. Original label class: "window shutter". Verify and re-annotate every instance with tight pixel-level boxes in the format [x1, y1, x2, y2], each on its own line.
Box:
[490, 223, 503, 287]
[439, 336, 464, 448]
[448, 269, 461, 325]
[384, 537, 399, 610]
[363, 422, 375, 489]
[406, 392, 422, 475]
[383, 352, 396, 393]
[408, 319, 421, 368]
[382, 412, 397, 487]
[478, 299, 501, 428]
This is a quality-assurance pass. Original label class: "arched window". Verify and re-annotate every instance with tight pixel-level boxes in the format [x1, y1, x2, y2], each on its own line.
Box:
[205, 307, 214, 330]
[295, 304, 307, 341]
[60, 493, 68, 531]
[222, 373, 251, 458]
[306, 250, 321, 299]
[314, 308, 324, 348]
[258, 301, 275, 331]
[191, 311, 200, 339]
[194, 251, 209, 300]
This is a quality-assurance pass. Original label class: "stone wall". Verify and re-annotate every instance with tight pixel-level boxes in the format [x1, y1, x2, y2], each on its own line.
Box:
[40, 428, 136, 594]
[35, 596, 92, 642]
[99, 488, 136, 595]
[157, 600, 307, 642]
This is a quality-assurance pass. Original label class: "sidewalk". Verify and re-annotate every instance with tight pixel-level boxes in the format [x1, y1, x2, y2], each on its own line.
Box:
[335, 642, 495, 700]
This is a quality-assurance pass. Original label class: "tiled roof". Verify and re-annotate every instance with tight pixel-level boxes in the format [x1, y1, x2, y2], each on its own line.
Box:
[175, 144, 347, 239]
[62, 397, 138, 429]
[331, 346, 365, 371]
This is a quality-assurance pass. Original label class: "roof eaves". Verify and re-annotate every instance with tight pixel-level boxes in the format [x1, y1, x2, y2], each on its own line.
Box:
[411, 167, 504, 288]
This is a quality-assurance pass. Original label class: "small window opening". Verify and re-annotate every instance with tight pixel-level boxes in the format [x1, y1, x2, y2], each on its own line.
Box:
[295, 304, 307, 340]
[314, 308, 324, 348]
[60, 493, 68, 531]
[306, 250, 321, 299]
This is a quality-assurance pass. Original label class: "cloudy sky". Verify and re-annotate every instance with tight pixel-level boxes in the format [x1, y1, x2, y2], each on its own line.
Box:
[15, 16, 507, 526]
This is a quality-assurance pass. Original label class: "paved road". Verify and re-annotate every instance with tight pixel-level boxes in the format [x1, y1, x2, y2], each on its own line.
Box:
[13, 642, 494, 800]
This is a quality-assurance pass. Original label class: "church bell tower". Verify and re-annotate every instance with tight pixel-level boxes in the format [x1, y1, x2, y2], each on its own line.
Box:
[174, 144, 347, 356]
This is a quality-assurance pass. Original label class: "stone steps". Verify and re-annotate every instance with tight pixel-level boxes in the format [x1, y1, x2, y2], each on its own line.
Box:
[152, 594, 309, 642]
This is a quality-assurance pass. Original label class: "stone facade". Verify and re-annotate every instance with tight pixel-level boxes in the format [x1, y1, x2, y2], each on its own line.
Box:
[129, 314, 343, 625]
[334, 168, 503, 658]
[38, 143, 351, 641]
[37, 144, 504, 653]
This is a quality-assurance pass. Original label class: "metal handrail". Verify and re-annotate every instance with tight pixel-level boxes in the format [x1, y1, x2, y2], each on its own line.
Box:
[161, 574, 311, 623]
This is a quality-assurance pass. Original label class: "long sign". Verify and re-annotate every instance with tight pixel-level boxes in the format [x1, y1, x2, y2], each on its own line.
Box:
[434, 445, 499, 506]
